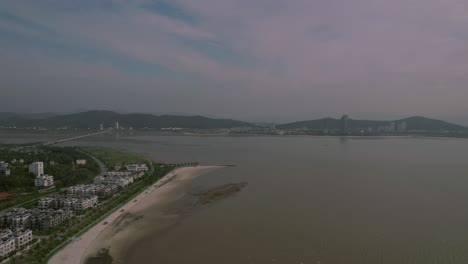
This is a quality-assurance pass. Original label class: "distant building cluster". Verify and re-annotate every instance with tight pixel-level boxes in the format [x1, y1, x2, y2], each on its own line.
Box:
[378, 121, 407, 133]
[0, 228, 33, 258]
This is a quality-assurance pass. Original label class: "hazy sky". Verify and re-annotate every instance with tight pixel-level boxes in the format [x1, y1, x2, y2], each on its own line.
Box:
[1, 0, 468, 123]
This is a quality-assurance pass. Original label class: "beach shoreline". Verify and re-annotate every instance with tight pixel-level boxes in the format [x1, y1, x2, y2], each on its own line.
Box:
[48, 165, 224, 264]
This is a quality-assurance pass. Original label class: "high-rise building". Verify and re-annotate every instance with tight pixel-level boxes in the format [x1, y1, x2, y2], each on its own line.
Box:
[114, 122, 120, 130]
[397, 121, 407, 132]
[389, 122, 396, 132]
[341, 115, 349, 133]
[98, 124, 104, 130]
[28, 162, 44, 177]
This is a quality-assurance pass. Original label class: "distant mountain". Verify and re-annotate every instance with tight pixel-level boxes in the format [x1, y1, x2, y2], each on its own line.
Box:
[0, 112, 60, 120]
[398, 116, 467, 131]
[277, 116, 467, 131]
[0, 110, 252, 129]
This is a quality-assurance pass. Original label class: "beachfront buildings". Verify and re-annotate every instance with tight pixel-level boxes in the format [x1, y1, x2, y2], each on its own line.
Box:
[125, 163, 149, 172]
[35, 174, 54, 187]
[94, 173, 133, 188]
[94, 170, 145, 188]
[0, 208, 74, 231]
[38, 195, 98, 212]
[29, 209, 73, 230]
[0, 229, 35, 258]
[67, 184, 118, 199]
[28, 162, 44, 177]
[13, 229, 33, 247]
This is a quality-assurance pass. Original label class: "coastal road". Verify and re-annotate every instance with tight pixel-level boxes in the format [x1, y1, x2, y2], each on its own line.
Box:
[78, 149, 108, 176]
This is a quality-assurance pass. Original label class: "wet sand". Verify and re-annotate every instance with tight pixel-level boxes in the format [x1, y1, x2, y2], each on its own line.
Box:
[48, 166, 224, 264]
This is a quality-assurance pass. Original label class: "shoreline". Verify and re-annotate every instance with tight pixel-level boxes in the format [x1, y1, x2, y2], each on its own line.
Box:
[48, 165, 224, 264]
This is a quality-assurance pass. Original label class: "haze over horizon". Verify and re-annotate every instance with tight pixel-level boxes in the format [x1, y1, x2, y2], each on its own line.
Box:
[1, 0, 468, 124]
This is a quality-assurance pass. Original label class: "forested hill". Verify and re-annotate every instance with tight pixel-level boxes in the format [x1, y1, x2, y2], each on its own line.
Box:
[0, 110, 252, 129]
[277, 116, 467, 131]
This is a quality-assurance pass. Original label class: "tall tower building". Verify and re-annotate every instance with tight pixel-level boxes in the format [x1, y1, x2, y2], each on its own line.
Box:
[29, 162, 44, 177]
[114, 122, 120, 130]
[341, 115, 349, 133]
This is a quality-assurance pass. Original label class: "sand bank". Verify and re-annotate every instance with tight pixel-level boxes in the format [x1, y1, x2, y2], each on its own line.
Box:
[48, 166, 224, 264]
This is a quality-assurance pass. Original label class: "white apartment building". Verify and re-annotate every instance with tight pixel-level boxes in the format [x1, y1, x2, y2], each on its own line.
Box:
[61, 196, 98, 212]
[35, 175, 54, 187]
[75, 196, 98, 211]
[38, 197, 56, 210]
[0, 237, 15, 257]
[14, 229, 32, 247]
[28, 162, 44, 177]
[125, 163, 149, 172]
[0, 229, 33, 257]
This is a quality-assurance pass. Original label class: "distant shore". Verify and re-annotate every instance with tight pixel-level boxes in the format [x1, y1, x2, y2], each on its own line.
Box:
[48, 165, 224, 264]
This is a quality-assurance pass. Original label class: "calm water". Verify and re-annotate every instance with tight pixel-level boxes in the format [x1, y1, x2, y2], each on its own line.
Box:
[3, 133, 468, 263]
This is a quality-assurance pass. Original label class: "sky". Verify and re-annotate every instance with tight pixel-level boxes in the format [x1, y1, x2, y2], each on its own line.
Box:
[1, 0, 468, 124]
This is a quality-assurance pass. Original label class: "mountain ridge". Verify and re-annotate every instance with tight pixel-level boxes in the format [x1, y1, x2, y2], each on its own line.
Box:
[0, 111, 466, 132]
[0, 110, 252, 129]
[277, 116, 467, 131]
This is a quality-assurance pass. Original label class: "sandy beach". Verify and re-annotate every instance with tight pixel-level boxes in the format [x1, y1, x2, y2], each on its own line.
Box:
[48, 166, 224, 264]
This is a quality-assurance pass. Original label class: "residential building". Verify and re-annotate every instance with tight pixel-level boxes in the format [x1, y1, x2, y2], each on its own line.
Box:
[29, 209, 73, 230]
[35, 175, 54, 187]
[0, 228, 32, 257]
[0, 162, 10, 176]
[0, 207, 75, 231]
[28, 162, 44, 177]
[74, 196, 98, 212]
[0, 235, 15, 258]
[38, 197, 56, 210]
[125, 163, 149, 172]
[38, 194, 98, 213]
[75, 159, 87, 165]
[14, 229, 32, 247]
[95, 172, 135, 188]
[0, 208, 31, 230]
[67, 184, 117, 199]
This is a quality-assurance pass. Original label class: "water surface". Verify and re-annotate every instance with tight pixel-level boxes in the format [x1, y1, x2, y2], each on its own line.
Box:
[3, 133, 468, 263]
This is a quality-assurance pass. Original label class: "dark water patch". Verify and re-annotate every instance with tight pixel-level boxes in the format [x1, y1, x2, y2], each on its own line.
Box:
[85, 248, 113, 264]
[192, 182, 248, 205]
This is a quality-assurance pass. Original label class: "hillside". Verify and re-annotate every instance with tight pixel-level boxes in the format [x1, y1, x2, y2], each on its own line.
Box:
[0, 110, 252, 129]
[277, 116, 467, 131]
